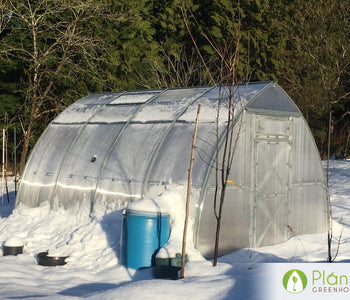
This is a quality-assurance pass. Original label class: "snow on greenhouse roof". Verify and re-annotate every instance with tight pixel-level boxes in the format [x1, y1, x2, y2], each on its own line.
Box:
[52, 82, 299, 125]
[109, 92, 160, 105]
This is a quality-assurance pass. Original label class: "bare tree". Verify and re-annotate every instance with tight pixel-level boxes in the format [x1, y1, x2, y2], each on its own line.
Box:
[0, 0, 11, 35]
[0, 0, 122, 174]
[137, 45, 204, 89]
[181, 4, 247, 266]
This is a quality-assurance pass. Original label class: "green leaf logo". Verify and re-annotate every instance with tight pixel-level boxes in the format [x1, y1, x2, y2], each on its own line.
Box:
[283, 269, 307, 294]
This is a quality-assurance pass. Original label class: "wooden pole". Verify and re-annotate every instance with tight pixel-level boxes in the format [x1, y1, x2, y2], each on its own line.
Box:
[327, 109, 332, 262]
[2, 128, 4, 205]
[181, 104, 200, 279]
[4, 128, 9, 203]
[14, 126, 17, 196]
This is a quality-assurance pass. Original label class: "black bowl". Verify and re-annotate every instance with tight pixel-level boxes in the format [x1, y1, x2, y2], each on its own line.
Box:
[37, 251, 68, 266]
[3, 246, 23, 256]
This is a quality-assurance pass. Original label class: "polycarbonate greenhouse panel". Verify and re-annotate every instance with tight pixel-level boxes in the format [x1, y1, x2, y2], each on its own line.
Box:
[88, 104, 139, 123]
[290, 185, 327, 233]
[17, 124, 81, 207]
[255, 141, 290, 198]
[201, 82, 268, 104]
[109, 92, 159, 105]
[254, 191, 289, 247]
[152, 87, 209, 104]
[246, 83, 300, 116]
[196, 187, 251, 258]
[292, 118, 325, 183]
[53, 93, 121, 124]
[190, 124, 224, 186]
[94, 123, 170, 205]
[204, 112, 251, 188]
[146, 119, 226, 189]
[133, 87, 209, 122]
[178, 94, 228, 123]
[78, 92, 123, 105]
[54, 123, 124, 208]
[231, 116, 253, 187]
[147, 123, 194, 184]
[236, 82, 268, 100]
[94, 178, 139, 210]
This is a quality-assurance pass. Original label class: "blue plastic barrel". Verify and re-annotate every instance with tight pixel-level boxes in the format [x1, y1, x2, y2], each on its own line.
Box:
[120, 209, 171, 269]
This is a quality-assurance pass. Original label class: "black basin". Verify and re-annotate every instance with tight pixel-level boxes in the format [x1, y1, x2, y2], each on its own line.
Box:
[37, 251, 68, 266]
[3, 246, 23, 256]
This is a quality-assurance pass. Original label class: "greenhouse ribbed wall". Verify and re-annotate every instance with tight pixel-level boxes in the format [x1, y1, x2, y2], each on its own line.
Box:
[16, 82, 328, 258]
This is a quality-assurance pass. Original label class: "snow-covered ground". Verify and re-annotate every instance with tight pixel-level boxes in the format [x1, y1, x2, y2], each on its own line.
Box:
[0, 159, 349, 299]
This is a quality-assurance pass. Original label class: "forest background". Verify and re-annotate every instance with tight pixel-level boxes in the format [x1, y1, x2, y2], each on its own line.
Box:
[0, 0, 349, 175]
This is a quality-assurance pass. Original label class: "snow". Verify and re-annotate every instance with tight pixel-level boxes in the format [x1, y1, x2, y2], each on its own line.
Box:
[4, 236, 23, 247]
[0, 159, 350, 299]
[109, 93, 158, 105]
[52, 87, 250, 125]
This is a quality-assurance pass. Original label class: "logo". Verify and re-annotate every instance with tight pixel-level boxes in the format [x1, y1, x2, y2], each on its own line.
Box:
[283, 269, 308, 294]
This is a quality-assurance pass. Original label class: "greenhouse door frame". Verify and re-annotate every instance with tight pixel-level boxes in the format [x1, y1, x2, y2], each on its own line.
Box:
[250, 114, 293, 248]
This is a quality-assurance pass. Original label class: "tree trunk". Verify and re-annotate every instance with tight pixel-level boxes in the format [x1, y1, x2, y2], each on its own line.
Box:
[19, 118, 34, 175]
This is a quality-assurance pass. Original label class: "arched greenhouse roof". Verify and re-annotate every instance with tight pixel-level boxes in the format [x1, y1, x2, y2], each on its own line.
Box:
[16, 81, 303, 213]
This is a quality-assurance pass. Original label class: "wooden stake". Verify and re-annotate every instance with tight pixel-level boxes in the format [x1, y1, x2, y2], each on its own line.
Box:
[181, 104, 200, 279]
[14, 126, 17, 196]
[4, 128, 9, 203]
[2, 128, 4, 205]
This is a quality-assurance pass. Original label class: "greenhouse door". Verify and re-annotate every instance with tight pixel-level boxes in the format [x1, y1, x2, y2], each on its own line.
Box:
[251, 115, 293, 248]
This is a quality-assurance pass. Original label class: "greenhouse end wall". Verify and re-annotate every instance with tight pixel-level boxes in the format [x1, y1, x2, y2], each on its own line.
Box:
[195, 112, 327, 258]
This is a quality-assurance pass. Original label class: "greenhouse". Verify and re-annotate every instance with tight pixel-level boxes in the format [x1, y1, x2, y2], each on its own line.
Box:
[15, 81, 328, 258]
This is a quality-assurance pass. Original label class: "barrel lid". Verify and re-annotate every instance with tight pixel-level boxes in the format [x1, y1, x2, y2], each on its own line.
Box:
[125, 198, 170, 216]
[124, 208, 170, 217]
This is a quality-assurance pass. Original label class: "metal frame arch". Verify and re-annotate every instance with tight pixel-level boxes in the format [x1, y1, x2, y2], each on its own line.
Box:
[90, 90, 168, 214]
[140, 86, 215, 198]
[48, 92, 126, 208]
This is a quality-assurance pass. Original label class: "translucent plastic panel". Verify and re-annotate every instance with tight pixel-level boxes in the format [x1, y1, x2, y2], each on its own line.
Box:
[292, 118, 325, 183]
[181, 86, 251, 124]
[149, 121, 235, 188]
[95, 123, 170, 205]
[237, 82, 269, 100]
[17, 124, 81, 207]
[148, 123, 194, 184]
[256, 141, 290, 196]
[290, 185, 327, 234]
[78, 92, 122, 105]
[53, 93, 121, 124]
[179, 96, 229, 123]
[109, 92, 159, 105]
[199, 119, 251, 237]
[206, 116, 251, 188]
[133, 87, 209, 122]
[54, 123, 124, 208]
[88, 105, 139, 123]
[230, 117, 253, 186]
[54, 103, 103, 124]
[152, 87, 208, 104]
[196, 188, 250, 258]
[201, 83, 268, 104]
[255, 193, 289, 247]
[191, 123, 225, 186]
[246, 84, 300, 116]
[201, 86, 230, 102]
[95, 178, 140, 210]
[256, 116, 291, 136]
